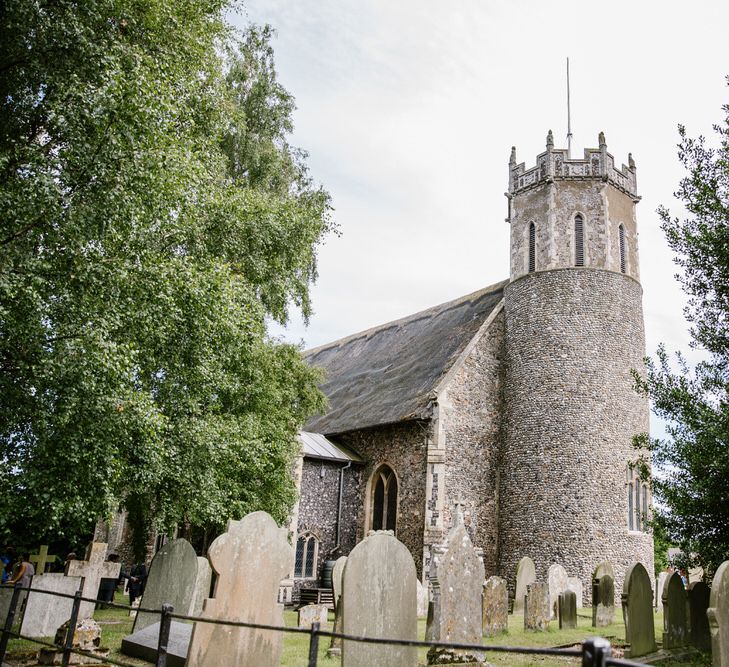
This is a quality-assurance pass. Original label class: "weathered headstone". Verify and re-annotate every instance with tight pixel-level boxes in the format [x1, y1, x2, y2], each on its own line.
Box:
[65, 543, 121, 621]
[593, 561, 615, 581]
[342, 530, 417, 667]
[332, 556, 347, 611]
[121, 622, 190, 667]
[656, 571, 670, 608]
[558, 590, 577, 629]
[524, 582, 550, 631]
[567, 576, 583, 608]
[190, 556, 212, 617]
[416, 579, 429, 618]
[708, 560, 729, 667]
[299, 603, 328, 628]
[134, 538, 198, 633]
[548, 564, 568, 620]
[688, 581, 711, 652]
[186, 512, 292, 667]
[426, 524, 484, 664]
[29, 545, 57, 574]
[622, 562, 657, 658]
[482, 576, 508, 637]
[327, 556, 348, 658]
[514, 556, 536, 614]
[690, 566, 705, 584]
[662, 571, 688, 649]
[592, 574, 615, 627]
[39, 618, 109, 665]
[20, 573, 82, 638]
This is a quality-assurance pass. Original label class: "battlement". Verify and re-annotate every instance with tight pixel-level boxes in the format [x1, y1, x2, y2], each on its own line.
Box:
[508, 131, 638, 200]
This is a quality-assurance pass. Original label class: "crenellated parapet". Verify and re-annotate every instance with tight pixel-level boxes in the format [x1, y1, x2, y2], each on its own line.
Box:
[508, 131, 639, 201]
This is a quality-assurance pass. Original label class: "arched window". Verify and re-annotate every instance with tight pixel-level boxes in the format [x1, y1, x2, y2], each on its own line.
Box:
[619, 224, 626, 274]
[628, 482, 634, 530]
[528, 222, 536, 273]
[371, 465, 398, 532]
[294, 532, 319, 578]
[627, 466, 650, 532]
[634, 481, 641, 531]
[574, 214, 584, 267]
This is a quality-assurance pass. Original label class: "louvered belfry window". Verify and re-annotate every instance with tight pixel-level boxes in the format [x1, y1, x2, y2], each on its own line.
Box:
[528, 222, 536, 273]
[372, 465, 398, 532]
[619, 224, 626, 273]
[574, 214, 584, 267]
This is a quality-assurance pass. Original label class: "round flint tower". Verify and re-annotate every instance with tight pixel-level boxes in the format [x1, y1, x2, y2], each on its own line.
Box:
[499, 131, 653, 599]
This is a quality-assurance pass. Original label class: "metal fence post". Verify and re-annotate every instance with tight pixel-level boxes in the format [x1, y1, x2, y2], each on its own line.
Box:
[582, 636, 612, 667]
[61, 589, 82, 667]
[0, 583, 23, 662]
[156, 603, 174, 667]
[307, 621, 320, 667]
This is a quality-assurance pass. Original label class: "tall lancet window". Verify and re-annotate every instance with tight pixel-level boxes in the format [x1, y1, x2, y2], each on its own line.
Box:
[372, 465, 398, 532]
[574, 214, 584, 267]
[619, 224, 626, 274]
[528, 222, 536, 273]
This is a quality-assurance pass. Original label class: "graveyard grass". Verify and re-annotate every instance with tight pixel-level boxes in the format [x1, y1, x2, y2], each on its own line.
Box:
[4, 596, 712, 667]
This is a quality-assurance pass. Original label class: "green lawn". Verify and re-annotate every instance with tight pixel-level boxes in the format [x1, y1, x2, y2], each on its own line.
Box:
[2, 597, 711, 667]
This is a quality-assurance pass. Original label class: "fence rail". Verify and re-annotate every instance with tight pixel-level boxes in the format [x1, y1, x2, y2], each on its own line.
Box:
[0, 582, 644, 667]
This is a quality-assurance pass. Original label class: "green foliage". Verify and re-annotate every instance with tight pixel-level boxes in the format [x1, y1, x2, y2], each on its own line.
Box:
[0, 1, 332, 549]
[636, 79, 729, 576]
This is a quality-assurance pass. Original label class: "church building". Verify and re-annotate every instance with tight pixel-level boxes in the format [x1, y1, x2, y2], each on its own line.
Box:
[289, 132, 654, 603]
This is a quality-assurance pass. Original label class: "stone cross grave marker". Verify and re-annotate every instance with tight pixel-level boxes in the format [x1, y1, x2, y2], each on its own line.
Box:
[65, 543, 121, 620]
[567, 576, 583, 608]
[621, 562, 656, 658]
[186, 512, 291, 667]
[341, 530, 417, 667]
[548, 564, 568, 620]
[688, 581, 711, 652]
[30, 545, 57, 574]
[525, 582, 550, 631]
[327, 556, 347, 658]
[134, 538, 199, 633]
[708, 560, 729, 667]
[662, 571, 688, 649]
[592, 574, 615, 627]
[426, 523, 484, 665]
[483, 576, 508, 637]
[558, 590, 577, 629]
[514, 556, 536, 614]
[20, 573, 81, 638]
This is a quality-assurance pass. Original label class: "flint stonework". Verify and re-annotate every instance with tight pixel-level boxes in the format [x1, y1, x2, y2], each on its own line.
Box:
[622, 562, 656, 658]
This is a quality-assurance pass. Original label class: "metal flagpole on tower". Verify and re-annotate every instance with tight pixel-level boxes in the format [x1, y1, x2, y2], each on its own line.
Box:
[566, 57, 573, 158]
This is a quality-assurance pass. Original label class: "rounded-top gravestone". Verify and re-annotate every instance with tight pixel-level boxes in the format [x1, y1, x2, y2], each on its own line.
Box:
[708, 560, 729, 667]
[662, 571, 688, 649]
[622, 562, 656, 658]
[688, 581, 711, 652]
[514, 556, 536, 614]
[548, 564, 568, 620]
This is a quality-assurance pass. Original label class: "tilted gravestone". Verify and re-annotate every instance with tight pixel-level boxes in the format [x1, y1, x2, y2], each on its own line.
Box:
[514, 556, 536, 614]
[134, 538, 199, 633]
[592, 574, 615, 627]
[622, 562, 657, 658]
[483, 576, 508, 637]
[567, 576, 583, 608]
[708, 560, 729, 667]
[662, 571, 688, 649]
[327, 556, 347, 658]
[20, 573, 82, 638]
[688, 581, 711, 652]
[65, 543, 121, 621]
[426, 524, 484, 664]
[342, 530, 417, 667]
[186, 511, 292, 667]
[524, 582, 550, 631]
[548, 564, 568, 620]
[559, 590, 577, 629]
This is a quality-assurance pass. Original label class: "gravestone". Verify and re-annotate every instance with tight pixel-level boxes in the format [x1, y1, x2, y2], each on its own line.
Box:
[65, 543, 121, 621]
[191, 556, 212, 617]
[708, 560, 729, 667]
[30, 545, 57, 574]
[416, 579, 429, 618]
[20, 573, 81, 637]
[514, 556, 536, 614]
[482, 576, 508, 637]
[524, 582, 550, 631]
[688, 581, 711, 652]
[332, 556, 347, 611]
[662, 571, 688, 649]
[548, 564, 568, 620]
[558, 590, 577, 629]
[298, 603, 328, 628]
[622, 562, 657, 658]
[426, 524, 484, 664]
[39, 618, 109, 665]
[567, 576, 583, 608]
[656, 571, 670, 608]
[134, 538, 198, 633]
[327, 556, 347, 658]
[121, 622, 191, 667]
[186, 512, 292, 667]
[593, 561, 615, 581]
[341, 530, 417, 667]
[592, 574, 615, 627]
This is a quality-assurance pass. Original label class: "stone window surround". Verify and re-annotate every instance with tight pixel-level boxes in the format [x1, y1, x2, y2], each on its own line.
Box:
[573, 211, 586, 267]
[626, 465, 650, 533]
[619, 224, 627, 274]
[364, 461, 401, 536]
[294, 530, 320, 579]
[527, 221, 536, 273]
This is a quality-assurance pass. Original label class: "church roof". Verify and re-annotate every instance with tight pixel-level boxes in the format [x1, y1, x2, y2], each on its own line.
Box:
[298, 431, 363, 463]
[304, 279, 508, 435]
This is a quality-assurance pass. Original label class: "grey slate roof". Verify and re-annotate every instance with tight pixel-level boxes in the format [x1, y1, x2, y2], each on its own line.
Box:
[304, 279, 508, 435]
[298, 431, 363, 463]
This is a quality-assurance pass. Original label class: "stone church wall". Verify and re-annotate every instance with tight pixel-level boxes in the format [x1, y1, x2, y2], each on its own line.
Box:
[440, 307, 505, 576]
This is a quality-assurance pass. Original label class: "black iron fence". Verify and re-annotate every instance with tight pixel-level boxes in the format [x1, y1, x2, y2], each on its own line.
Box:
[0, 582, 644, 667]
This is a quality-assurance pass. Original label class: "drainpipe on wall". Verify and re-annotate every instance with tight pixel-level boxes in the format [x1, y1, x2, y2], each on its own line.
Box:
[335, 460, 352, 551]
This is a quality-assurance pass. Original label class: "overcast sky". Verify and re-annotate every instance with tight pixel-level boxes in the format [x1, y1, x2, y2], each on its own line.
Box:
[232, 2, 727, 432]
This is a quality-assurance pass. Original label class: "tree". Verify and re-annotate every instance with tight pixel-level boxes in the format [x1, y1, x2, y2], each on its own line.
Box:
[0, 1, 333, 555]
[636, 80, 729, 576]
